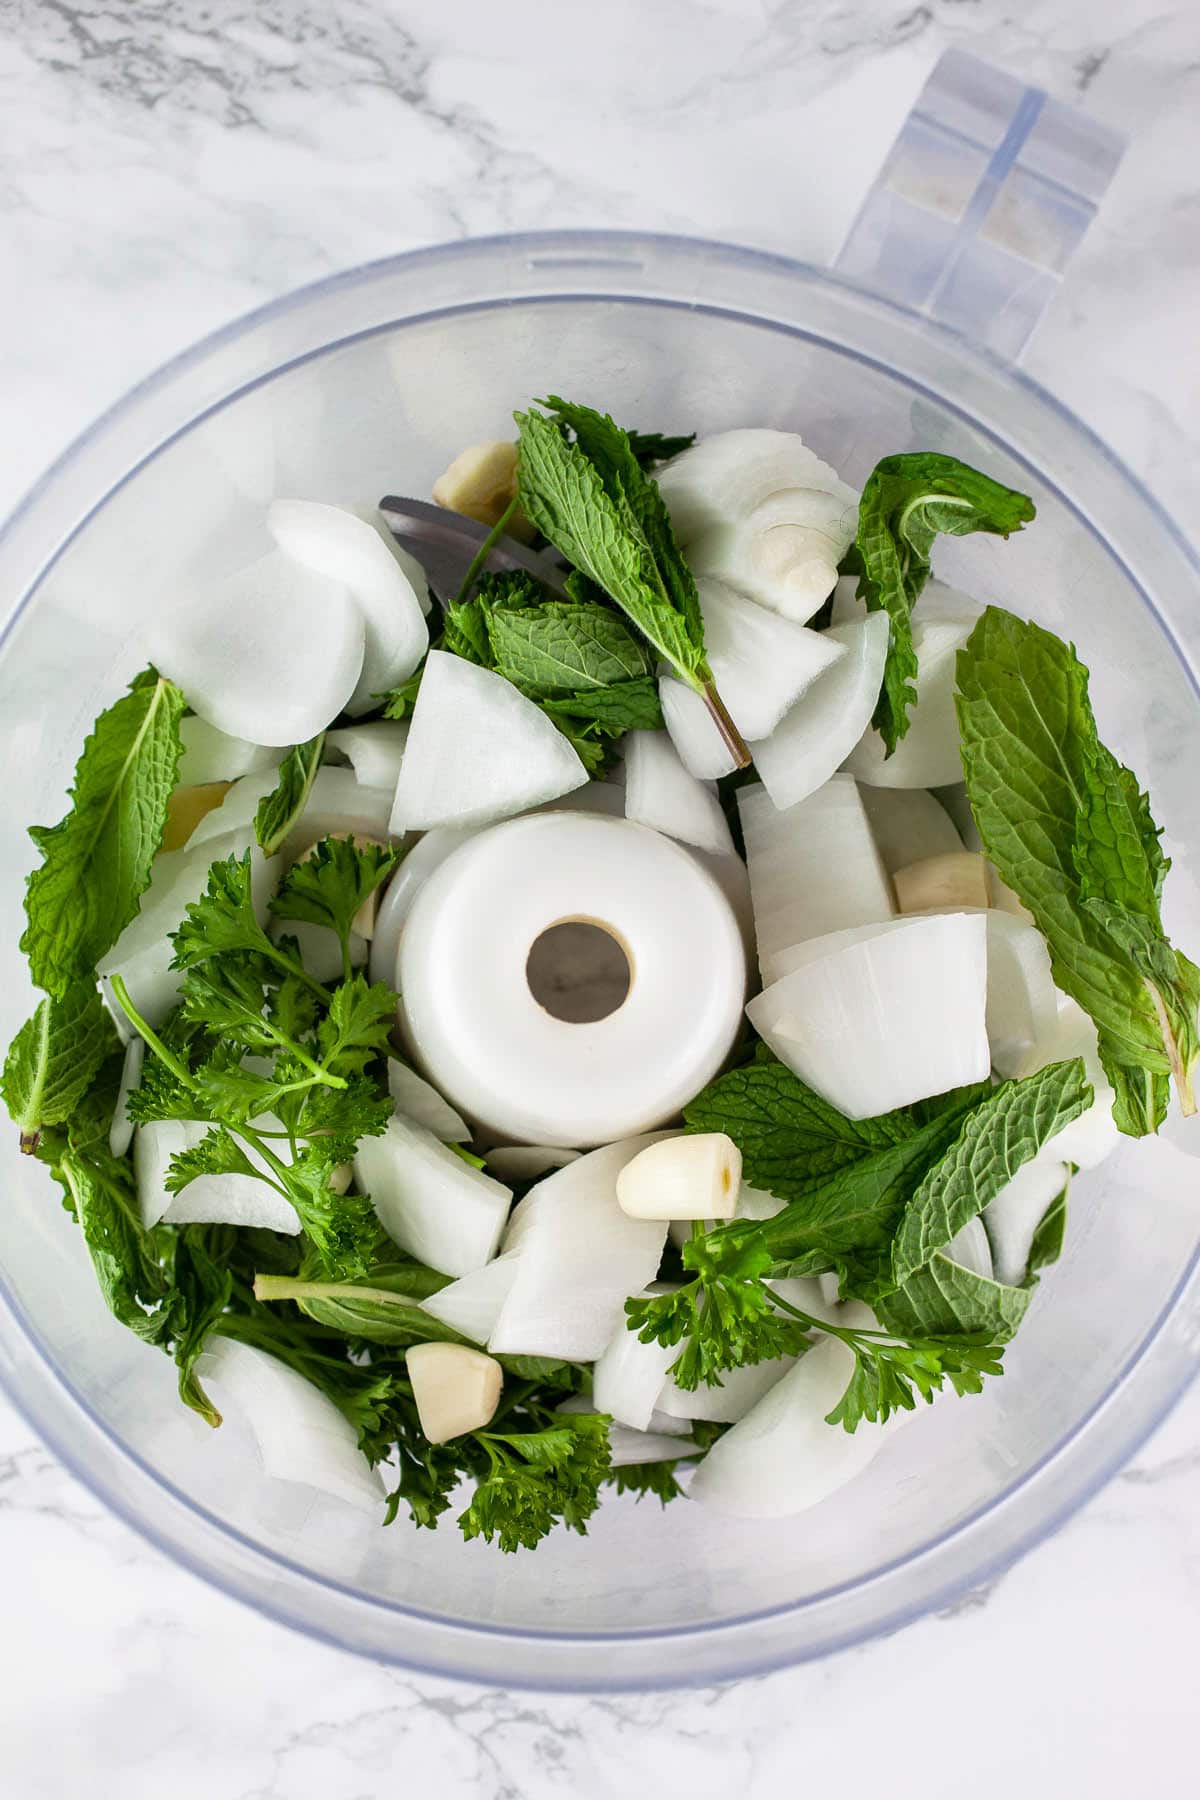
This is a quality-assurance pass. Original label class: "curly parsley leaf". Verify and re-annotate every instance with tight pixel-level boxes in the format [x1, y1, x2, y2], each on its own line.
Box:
[271, 837, 400, 974]
[459, 1412, 611, 1553]
[843, 454, 1035, 753]
[957, 606, 1200, 1131]
[22, 670, 185, 993]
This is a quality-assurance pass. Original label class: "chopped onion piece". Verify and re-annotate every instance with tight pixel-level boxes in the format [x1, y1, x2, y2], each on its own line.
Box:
[151, 550, 364, 746]
[860, 784, 964, 873]
[593, 1287, 682, 1430]
[622, 730, 734, 857]
[984, 911, 1058, 1077]
[368, 825, 480, 989]
[420, 1255, 520, 1344]
[387, 1061, 470, 1142]
[390, 651, 587, 831]
[485, 1145, 581, 1182]
[488, 1135, 672, 1361]
[353, 1115, 511, 1277]
[747, 912, 990, 1118]
[983, 1158, 1070, 1286]
[687, 1337, 888, 1518]
[556, 1395, 697, 1467]
[658, 1354, 795, 1424]
[738, 775, 894, 987]
[268, 499, 429, 715]
[134, 1119, 301, 1234]
[188, 764, 393, 855]
[197, 1336, 385, 1513]
[750, 614, 890, 811]
[178, 716, 280, 787]
[845, 618, 975, 789]
[326, 721, 409, 793]
[694, 577, 846, 739]
[406, 1341, 503, 1444]
[108, 1037, 145, 1159]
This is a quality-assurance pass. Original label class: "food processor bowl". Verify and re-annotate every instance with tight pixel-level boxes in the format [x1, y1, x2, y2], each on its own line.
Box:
[0, 55, 1198, 1688]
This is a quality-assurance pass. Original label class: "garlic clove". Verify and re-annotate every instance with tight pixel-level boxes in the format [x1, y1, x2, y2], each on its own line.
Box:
[432, 440, 534, 539]
[894, 851, 990, 913]
[616, 1133, 742, 1221]
[407, 1341, 504, 1444]
[161, 782, 232, 853]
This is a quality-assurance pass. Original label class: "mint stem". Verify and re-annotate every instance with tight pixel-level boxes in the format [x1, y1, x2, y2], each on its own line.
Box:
[456, 496, 520, 605]
[702, 681, 752, 770]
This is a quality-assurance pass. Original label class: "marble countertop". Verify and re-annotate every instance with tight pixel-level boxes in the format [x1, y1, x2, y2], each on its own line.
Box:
[1, 2, 1198, 1792]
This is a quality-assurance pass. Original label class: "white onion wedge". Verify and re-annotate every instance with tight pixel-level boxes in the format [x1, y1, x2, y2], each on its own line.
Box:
[151, 551, 364, 746]
[540, 778, 626, 819]
[765, 918, 911, 988]
[687, 1337, 887, 1518]
[326, 721, 409, 793]
[622, 730, 734, 857]
[367, 825, 480, 990]
[983, 1158, 1070, 1286]
[134, 1119, 301, 1234]
[738, 776, 894, 986]
[268, 499, 429, 715]
[188, 764, 393, 856]
[108, 1037, 144, 1159]
[658, 1354, 795, 1424]
[98, 833, 278, 1030]
[197, 1336, 385, 1513]
[592, 1287, 682, 1430]
[984, 911, 1058, 1078]
[387, 1061, 470, 1142]
[1015, 1000, 1121, 1170]
[750, 614, 890, 811]
[407, 1341, 503, 1444]
[616, 1133, 742, 1221]
[354, 508, 433, 616]
[488, 1135, 672, 1361]
[659, 676, 741, 781]
[657, 430, 858, 621]
[845, 618, 975, 790]
[420, 1256, 520, 1344]
[177, 716, 280, 787]
[860, 784, 964, 872]
[485, 1145, 581, 1182]
[747, 912, 990, 1118]
[353, 1115, 512, 1277]
[694, 577, 846, 739]
[390, 651, 587, 831]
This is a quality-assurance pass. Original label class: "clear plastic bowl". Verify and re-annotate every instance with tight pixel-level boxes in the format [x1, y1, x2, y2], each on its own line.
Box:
[1, 230, 1198, 1690]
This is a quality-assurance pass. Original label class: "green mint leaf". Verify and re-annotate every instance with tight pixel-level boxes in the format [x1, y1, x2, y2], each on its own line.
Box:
[166, 1229, 235, 1426]
[2, 980, 116, 1150]
[890, 1059, 1092, 1287]
[956, 606, 1199, 1131]
[58, 1146, 173, 1346]
[625, 428, 696, 470]
[875, 1255, 1033, 1344]
[1025, 1174, 1071, 1277]
[254, 733, 325, 857]
[254, 1262, 459, 1348]
[483, 599, 653, 694]
[271, 837, 400, 953]
[514, 404, 709, 690]
[538, 677, 663, 733]
[846, 454, 1035, 752]
[22, 671, 185, 993]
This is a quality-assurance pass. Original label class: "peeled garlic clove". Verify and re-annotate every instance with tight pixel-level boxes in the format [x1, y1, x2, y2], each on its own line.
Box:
[161, 782, 232, 853]
[616, 1133, 742, 1221]
[407, 1342, 504, 1444]
[432, 440, 534, 539]
[894, 851, 990, 913]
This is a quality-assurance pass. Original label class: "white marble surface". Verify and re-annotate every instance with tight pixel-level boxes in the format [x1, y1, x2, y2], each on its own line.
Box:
[1, 0, 1198, 1792]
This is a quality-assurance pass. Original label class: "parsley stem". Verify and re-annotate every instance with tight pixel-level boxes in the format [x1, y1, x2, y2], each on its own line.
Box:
[109, 976, 197, 1090]
[455, 496, 519, 604]
[701, 680, 752, 770]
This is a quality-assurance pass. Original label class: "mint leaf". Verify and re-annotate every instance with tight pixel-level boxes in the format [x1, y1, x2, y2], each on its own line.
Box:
[890, 1059, 1091, 1287]
[2, 980, 116, 1150]
[167, 1230, 234, 1426]
[539, 678, 662, 733]
[875, 1254, 1033, 1343]
[1026, 1175, 1070, 1277]
[58, 1145, 173, 1346]
[254, 1262, 458, 1348]
[956, 607, 1199, 1131]
[515, 402, 749, 767]
[625, 428, 696, 470]
[22, 671, 185, 993]
[484, 599, 653, 693]
[845, 454, 1035, 752]
[254, 733, 325, 857]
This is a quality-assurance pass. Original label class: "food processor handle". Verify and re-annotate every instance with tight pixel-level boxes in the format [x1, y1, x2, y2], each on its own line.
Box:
[834, 48, 1125, 362]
